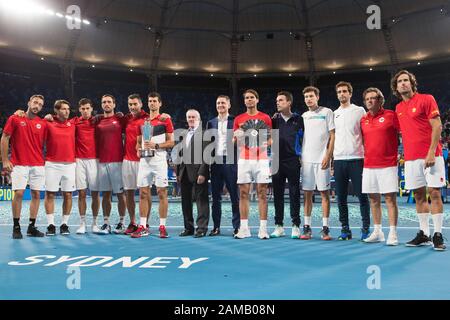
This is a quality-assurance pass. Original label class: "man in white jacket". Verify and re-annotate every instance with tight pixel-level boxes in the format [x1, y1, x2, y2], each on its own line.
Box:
[333, 81, 371, 240]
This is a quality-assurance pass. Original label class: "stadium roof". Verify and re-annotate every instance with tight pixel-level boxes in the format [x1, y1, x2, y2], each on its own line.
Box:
[0, 0, 449, 76]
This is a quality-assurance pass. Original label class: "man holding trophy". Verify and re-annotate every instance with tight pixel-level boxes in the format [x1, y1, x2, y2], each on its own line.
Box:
[131, 92, 175, 238]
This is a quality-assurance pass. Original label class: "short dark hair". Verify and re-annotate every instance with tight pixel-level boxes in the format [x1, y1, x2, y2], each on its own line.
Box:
[391, 70, 418, 99]
[54, 99, 70, 110]
[78, 98, 92, 107]
[30, 94, 44, 102]
[148, 92, 162, 103]
[102, 94, 116, 103]
[335, 81, 353, 94]
[302, 86, 320, 97]
[277, 91, 293, 102]
[128, 94, 142, 102]
[243, 89, 259, 99]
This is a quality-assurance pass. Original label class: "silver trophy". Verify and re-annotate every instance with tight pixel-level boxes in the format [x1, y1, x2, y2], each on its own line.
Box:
[140, 120, 155, 158]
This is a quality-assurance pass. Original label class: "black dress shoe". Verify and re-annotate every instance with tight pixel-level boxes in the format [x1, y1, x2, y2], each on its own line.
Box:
[233, 228, 239, 236]
[179, 229, 194, 237]
[209, 228, 220, 236]
[194, 231, 206, 238]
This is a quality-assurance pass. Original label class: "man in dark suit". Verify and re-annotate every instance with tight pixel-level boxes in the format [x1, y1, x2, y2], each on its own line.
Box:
[206, 95, 240, 236]
[177, 109, 210, 238]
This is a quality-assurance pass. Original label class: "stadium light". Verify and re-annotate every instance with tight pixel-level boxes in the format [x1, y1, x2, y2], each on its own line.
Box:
[0, 0, 44, 15]
[0, 0, 90, 25]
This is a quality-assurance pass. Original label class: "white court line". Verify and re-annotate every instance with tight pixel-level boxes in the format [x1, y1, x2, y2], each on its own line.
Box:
[0, 223, 448, 229]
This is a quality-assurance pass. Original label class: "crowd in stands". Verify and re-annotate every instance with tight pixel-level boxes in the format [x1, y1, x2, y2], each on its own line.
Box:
[1, 67, 449, 141]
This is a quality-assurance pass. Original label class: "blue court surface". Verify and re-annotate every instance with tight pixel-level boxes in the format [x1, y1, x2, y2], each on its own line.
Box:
[1, 197, 449, 300]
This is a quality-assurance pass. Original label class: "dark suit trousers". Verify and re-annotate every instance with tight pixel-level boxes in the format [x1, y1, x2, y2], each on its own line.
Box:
[271, 159, 301, 227]
[180, 173, 210, 233]
[210, 160, 240, 230]
[334, 159, 370, 229]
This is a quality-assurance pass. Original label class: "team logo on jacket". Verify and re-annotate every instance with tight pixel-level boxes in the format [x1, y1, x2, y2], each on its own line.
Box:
[412, 108, 416, 113]
[379, 117, 385, 123]
[365, 120, 369, 124]
[36, 124, 41, 129]
[67, 122, 71, 127]
[20, 121, 26, 126]
[113, 121, 117, 124]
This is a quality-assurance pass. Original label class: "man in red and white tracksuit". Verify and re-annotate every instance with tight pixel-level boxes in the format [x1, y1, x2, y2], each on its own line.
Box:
[122, 94, 148, 235]
[131, 92, 175, 238]
[393, 70, 446, 251]
[73, 98, 100, 234]
[44, 100, 76, 236]
[1, 94, 47, 239]
[360, 87, 400, 246]
[95, 94, 127, 235]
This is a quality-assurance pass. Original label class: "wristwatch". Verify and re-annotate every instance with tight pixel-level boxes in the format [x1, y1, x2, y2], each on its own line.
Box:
[155, 143, 160, 150]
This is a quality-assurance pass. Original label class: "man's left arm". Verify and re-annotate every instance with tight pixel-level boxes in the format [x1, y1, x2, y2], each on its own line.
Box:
[425, 116, 442, 168]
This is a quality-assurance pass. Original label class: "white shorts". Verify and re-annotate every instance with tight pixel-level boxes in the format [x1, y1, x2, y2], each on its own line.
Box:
[76, 158, 99, 191]
[11, 165, 45, 191]
[237, 159, 271, 184]
[404, 156, 446, 190]
[362, 166, 398, 194]
[98, 162, 124, 194]
[301, 162, 331, 191]
[137, 159, 168, 188]
[45, 162, 76, 192]
[122, 160, 140, 190]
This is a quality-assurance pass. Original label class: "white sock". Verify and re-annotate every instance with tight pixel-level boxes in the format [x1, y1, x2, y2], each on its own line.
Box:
[160, 218, 167, 226]
[418, 213, 430, 236]
[260, 220, 267, 229]
[389, 225, 397, 234]
[62, 215, 69, 225]
[140, 217, 147, 227]
[119, 215, 125, 224]
[104, 216, 109, 225]
[92, 215, 97, 225]
[305, 216, 312, 226]
[80, 215, 86, 225]
[432, 213, 443, 234]
[322, 217, 329, 227]
[47, 213, 55, 226]
[241, 219, 249, 229]
[374, 224, 382, 232]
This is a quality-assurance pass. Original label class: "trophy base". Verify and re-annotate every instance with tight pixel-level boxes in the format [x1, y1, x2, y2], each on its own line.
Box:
[140, 150, 155, 158]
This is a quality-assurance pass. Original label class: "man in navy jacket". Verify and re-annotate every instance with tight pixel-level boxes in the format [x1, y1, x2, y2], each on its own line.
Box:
[206, 95, 240, 236]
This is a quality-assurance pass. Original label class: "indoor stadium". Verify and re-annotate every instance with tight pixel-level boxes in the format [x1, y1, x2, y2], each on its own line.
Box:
[0, 0, 449, 305]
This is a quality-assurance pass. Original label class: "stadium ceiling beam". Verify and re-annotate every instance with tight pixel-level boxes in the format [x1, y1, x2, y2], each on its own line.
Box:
[306, 0, 334, 12]
[90, 4, 444, 36]
[61, 0, 92, 104]
[372, 0, 399, 69]
[238, 2, 296, 13]
[297, 0, 317, 85]
[167, 0, 232, 14]
[230, 0, 239, 114]
[148, 0, 172, 90]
